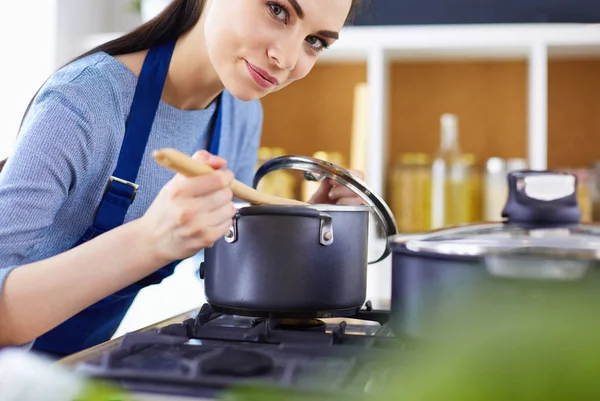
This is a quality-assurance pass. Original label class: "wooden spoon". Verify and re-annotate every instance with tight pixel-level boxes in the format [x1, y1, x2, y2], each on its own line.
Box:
[152, 148, 309, 206]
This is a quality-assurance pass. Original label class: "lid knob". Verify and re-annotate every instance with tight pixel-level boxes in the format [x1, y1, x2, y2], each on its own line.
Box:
[501, 171, 581, 226]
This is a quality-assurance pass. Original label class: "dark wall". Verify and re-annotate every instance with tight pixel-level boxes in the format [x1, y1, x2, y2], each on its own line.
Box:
[350, 0, 600, 25]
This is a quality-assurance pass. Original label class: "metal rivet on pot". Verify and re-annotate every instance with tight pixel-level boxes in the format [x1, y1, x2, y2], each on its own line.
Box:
[224, 217, 239, 243]
[319, 212, 334, 246]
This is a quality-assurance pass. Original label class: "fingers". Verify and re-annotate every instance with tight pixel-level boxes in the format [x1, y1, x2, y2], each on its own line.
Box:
[306, 179, 334, 204]
[336, 196, 366, 206]
[170, 169, 234, 198]
[194, 201, 236, 229]
[327, 174, 367, 205]
[179, 202, 236, 247]
[191, 150, 227, 170]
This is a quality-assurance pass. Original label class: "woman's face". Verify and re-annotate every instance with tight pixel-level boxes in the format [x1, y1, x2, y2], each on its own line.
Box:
[202, 0, 353, 101]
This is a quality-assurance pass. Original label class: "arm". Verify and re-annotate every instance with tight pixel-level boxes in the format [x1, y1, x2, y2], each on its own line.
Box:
[0, 219, 164, 346]
[0, 86, 235, 347]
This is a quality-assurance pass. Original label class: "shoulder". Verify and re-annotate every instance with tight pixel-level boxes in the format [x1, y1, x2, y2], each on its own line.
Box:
[31, 52, 135, 118]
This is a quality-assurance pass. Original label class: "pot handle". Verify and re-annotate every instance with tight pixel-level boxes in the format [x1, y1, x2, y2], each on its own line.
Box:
[253, 155, 398, 264]
[232, 206, 334, 246]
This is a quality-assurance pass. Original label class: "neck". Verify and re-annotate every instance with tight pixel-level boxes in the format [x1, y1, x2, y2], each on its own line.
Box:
[162, 24, 224, 110]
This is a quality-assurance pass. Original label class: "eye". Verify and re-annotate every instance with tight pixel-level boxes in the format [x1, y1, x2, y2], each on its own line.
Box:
[305, 36, 329, 52]
[267, 1, 289, 23]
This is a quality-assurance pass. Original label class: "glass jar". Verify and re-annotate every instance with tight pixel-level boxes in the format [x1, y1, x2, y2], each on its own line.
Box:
[389, 153, 432, 233]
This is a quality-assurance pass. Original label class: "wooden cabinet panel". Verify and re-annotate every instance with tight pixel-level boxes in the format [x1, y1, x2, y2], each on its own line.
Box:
[388, 61, 528, 169]
[548, 59, 600, 169]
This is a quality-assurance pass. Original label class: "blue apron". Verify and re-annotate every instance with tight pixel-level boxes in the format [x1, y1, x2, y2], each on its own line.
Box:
[31, 40, 223, 357]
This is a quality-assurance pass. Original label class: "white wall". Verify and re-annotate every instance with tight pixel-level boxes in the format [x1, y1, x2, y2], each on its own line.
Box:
[109, 0, 143, 32]
[55, 0, 110, 65]
[0, 0, 122, 158]
[0, 1, 58, 159]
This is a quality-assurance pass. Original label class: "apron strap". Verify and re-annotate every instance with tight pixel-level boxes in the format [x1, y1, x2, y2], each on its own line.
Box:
[92, 40, 176, 233]
[88, 43, 223, 236]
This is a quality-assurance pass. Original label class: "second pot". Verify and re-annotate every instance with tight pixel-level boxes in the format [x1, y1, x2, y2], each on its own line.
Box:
[389, 170, 600, 338]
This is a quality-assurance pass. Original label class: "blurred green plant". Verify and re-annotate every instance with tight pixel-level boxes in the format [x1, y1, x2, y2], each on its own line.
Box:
[220, 286, 600, 401]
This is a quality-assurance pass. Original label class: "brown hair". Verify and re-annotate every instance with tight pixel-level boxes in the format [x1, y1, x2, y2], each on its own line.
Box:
[0, 0, 365, 171]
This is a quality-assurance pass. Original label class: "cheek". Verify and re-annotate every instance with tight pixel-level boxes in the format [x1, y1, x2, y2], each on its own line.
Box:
[289, 56, 317, 82]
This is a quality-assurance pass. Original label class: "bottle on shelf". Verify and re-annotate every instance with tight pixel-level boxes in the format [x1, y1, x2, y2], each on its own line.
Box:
[430, 113, 471, 229]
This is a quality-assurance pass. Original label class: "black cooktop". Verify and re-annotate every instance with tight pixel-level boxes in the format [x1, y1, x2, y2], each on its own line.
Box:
[74, 302, 413, 399]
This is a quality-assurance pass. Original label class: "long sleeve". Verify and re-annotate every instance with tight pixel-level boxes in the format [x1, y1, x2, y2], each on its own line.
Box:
[0, 83, 93, 293]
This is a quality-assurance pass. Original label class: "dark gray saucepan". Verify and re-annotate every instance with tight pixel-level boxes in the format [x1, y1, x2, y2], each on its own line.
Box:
[201, 155, 398, 318]
[389, 170, 600, 338]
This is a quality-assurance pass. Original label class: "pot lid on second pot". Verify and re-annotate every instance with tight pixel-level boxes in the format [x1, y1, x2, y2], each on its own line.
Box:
[391, 170, 600, 261]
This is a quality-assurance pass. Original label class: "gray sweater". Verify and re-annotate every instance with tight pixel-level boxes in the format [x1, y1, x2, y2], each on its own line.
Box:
[0, 51, 263, 349]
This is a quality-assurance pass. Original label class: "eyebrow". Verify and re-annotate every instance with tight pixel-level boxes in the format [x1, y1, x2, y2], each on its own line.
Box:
[286, 0, 340, 40]
[287, 0, 305, 18]
[318, 30, 339, 40]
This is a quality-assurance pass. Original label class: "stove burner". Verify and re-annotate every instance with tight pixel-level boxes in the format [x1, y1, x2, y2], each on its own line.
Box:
[200, 347, 274, 377]
[273, 319, 327, 332]
[250, 318, 327, 333]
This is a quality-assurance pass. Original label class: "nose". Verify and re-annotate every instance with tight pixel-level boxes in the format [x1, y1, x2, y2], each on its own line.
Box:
[267, 36, 302, 71]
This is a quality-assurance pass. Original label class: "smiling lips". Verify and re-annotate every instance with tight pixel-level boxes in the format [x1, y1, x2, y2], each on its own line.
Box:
[245, 60, 279, 89]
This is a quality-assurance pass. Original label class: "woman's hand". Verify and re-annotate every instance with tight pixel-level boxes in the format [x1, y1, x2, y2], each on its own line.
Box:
[307, 169, 367, 206]
[140, 150, 235, 264]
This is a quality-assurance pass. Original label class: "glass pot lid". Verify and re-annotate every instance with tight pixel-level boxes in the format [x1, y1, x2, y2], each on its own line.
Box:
[253, 154, 398, 264]
[391, 170, 600, 261]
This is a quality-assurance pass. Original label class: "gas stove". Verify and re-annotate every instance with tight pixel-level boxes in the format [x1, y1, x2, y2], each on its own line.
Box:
[72, 302, 413, 400]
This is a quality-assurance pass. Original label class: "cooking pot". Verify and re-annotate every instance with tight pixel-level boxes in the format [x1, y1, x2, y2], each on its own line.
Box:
[202, 155, 398, 318]
[390, 170, 600, 338]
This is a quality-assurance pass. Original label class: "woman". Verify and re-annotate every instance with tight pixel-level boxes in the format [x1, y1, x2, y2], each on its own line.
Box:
[0, 0, 364, 356]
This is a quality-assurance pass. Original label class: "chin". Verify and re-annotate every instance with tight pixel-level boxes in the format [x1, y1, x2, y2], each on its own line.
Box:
[226, 88, 263, 102]
[224, 81, 270, 102]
